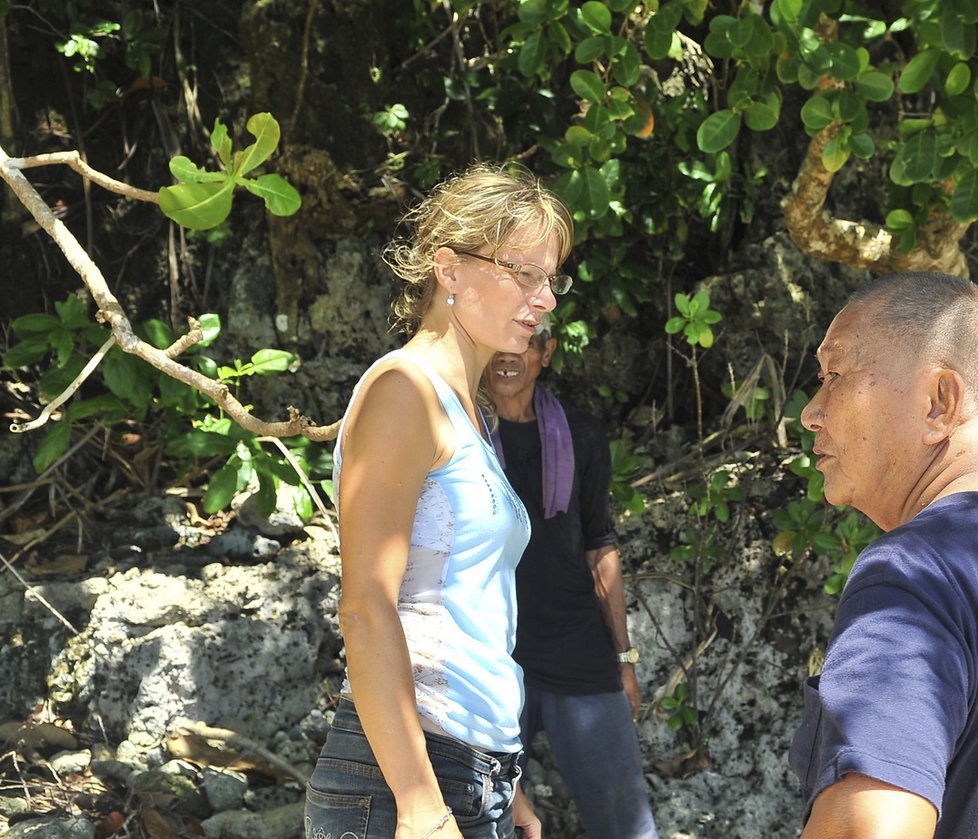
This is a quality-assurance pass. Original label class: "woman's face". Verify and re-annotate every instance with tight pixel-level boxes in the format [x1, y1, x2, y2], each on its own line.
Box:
[449, 226, 561, 356]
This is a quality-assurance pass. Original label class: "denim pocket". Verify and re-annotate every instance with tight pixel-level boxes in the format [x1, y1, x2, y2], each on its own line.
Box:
[304, 789, 370, 839]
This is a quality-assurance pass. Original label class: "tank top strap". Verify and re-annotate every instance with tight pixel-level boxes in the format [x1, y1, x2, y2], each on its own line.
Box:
[386, 350, 491, 442]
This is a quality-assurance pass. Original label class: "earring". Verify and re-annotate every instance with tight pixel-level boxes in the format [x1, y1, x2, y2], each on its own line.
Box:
[447, 292, 455, 306]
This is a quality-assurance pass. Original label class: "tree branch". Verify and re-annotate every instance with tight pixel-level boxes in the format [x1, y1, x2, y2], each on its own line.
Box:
[0, 143, 340, 442]
[781, 15, 969, 277]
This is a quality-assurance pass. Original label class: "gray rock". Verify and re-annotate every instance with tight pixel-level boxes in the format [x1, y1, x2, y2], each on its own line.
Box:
[1, 816, 95, 838]
[202, 766, 248, 812]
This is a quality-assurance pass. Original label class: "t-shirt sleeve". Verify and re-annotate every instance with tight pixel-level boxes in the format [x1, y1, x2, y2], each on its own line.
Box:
[573, 410, 617, 551]
[796, 544, 971, 817]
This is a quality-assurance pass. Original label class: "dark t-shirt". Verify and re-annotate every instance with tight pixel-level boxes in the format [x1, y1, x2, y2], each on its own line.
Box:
[496, 404, 620, 694]
[789, 493, 978, 837]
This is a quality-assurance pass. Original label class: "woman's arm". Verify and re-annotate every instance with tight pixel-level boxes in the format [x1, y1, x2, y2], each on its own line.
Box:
[337, 366, 462, 837]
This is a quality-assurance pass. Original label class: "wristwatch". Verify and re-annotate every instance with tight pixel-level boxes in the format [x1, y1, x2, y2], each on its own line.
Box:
[616, 646, 640, 665]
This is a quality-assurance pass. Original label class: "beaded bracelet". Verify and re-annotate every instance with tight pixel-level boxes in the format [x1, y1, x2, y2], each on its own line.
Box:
[420, 806, 453, 838]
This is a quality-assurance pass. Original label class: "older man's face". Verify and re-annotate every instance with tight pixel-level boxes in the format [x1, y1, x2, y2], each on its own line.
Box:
[801, 302, 930, 530]
[485, 334, 553, 402]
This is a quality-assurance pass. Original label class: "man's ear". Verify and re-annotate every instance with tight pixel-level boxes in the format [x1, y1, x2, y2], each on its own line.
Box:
[541, 336, 558, 367]
[432, 246, 458, 295]
[923, 368, 965, 445]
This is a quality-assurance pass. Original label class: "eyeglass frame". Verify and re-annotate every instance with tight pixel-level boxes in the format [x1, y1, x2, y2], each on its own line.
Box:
[452, 249, 573, 296]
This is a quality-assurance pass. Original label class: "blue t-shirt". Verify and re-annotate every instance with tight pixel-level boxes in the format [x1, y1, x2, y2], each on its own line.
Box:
[789, 492, 978, 837]
[334, 351, 530, 753]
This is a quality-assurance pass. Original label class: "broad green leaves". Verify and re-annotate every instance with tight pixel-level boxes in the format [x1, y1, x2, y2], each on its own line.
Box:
[158, 113, 301, 230]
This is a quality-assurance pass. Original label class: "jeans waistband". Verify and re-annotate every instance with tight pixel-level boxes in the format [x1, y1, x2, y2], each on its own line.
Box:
[331, 697, 521, 780]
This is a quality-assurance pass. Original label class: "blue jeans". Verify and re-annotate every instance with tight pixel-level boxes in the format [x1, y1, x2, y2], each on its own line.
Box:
[520, 685, 659, 839]
[305, 698, 523, 838]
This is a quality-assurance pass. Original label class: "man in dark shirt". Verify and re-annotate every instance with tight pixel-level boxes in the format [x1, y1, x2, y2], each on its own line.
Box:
[789, 272, 978, 838]
[486, 320, 658, 839]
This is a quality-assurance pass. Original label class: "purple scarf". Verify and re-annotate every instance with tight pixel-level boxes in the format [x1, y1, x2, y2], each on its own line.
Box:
[491, 385, 574, 519]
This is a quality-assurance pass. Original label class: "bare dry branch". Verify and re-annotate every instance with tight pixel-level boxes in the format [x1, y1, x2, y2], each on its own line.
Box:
[7, 150, 161, 203]
[0, 143, 340, 443]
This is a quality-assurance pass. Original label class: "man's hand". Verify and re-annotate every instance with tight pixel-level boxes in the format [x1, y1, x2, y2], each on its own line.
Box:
[513, 785, 542, 839]
[802, 773, 937, 839]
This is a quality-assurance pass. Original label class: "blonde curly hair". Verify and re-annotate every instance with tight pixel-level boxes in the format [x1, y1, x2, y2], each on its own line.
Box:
[384, 162, 574, 333]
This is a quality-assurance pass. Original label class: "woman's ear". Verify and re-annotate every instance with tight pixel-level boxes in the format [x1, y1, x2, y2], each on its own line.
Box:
[432, 246, 458, 294]
[923, 368, 965, 445]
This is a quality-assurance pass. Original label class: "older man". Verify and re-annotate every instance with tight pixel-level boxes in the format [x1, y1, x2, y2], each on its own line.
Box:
[485, 320, 658, 839]
[789, 272, 978, 838]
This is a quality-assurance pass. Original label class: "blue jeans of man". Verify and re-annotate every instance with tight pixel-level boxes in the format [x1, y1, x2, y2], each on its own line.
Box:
[520, 685, 658, 839]
[305, 698, 522, 838]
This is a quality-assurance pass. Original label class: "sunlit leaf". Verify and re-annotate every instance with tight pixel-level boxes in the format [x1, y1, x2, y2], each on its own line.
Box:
[696, 109, 741, 153]
[242, 174, 302, 216]
[158, 180, 235, 230]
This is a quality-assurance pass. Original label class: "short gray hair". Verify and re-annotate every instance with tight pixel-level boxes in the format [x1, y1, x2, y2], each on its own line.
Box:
[847, 271, 978, 389]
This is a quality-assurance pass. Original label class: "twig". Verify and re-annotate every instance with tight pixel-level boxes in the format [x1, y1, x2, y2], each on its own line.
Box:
[10, 334, 115, 432]
[0, 143, 342, 443]
[7, 151, 160, 203]
[286, 0, 320, 141]
[256, 437, 338, 540]
[0, 424, 102, 527]
[0, 548, 82, 636]
[169, 719, 307, 785]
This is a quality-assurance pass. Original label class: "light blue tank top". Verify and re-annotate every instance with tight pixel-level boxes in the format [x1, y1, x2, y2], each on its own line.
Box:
[334, 350, 530, 753]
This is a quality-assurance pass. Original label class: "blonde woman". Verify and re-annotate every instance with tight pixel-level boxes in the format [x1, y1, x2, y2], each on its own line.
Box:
[304, 163, 574, 839]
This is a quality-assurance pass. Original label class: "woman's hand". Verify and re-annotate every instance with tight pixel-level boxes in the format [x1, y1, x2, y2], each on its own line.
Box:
[396, 804, 464, 838]
[513, 786, 542, 839]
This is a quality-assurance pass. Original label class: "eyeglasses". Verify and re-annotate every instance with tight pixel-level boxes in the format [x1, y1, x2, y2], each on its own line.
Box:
[454, 250, 573, 296]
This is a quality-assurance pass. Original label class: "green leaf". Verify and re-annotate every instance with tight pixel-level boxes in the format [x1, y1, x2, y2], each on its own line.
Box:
[665, 316, 685, 334]
[890, 131, 937, 185]
[848, 132, 875, 158]
[885, 208, 915, 230]
[55, 295, 89, 329]
[102, 350, 153, 408]
[195, 313, 222, 348]
[945, 62, 972, 97]
[232, 112, 281, 178]
[643, 10, 678, 60]
[856, 70, 894, 102]
[696, 109, 741, 153]
[203, 460, 240, 514]
[579, 165, 611, 218]
[211, 118, 232, 169]
[66, 394, 127, 422]
[942, 7, 976, 60]
[821, 135, 850, 172]
[899, 49, 939, 94]
[158, 373, 197, 410]
[33, 422, 71, 473]
[158, 180, 235, 230]
[250, 348, 295, 374]
[50, 327, 74, 367]
[580, 1, 612, 33]
[242, 174, 302, 216]
[3, 337, 51, 369]
[11, 314, 60, 336]
[800, 94, 835, 131]
[825, 42, 861, 81]
[744, 96, 780, 131]
[575, 34, 606, 63]
[951, 170, 978, 221]
[141, 318, 175, 350]
[518, 31, 545, 76]
[168, 155, 226, 184]
[612, 42, 640, 87]
[570, 69, 605, 103]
